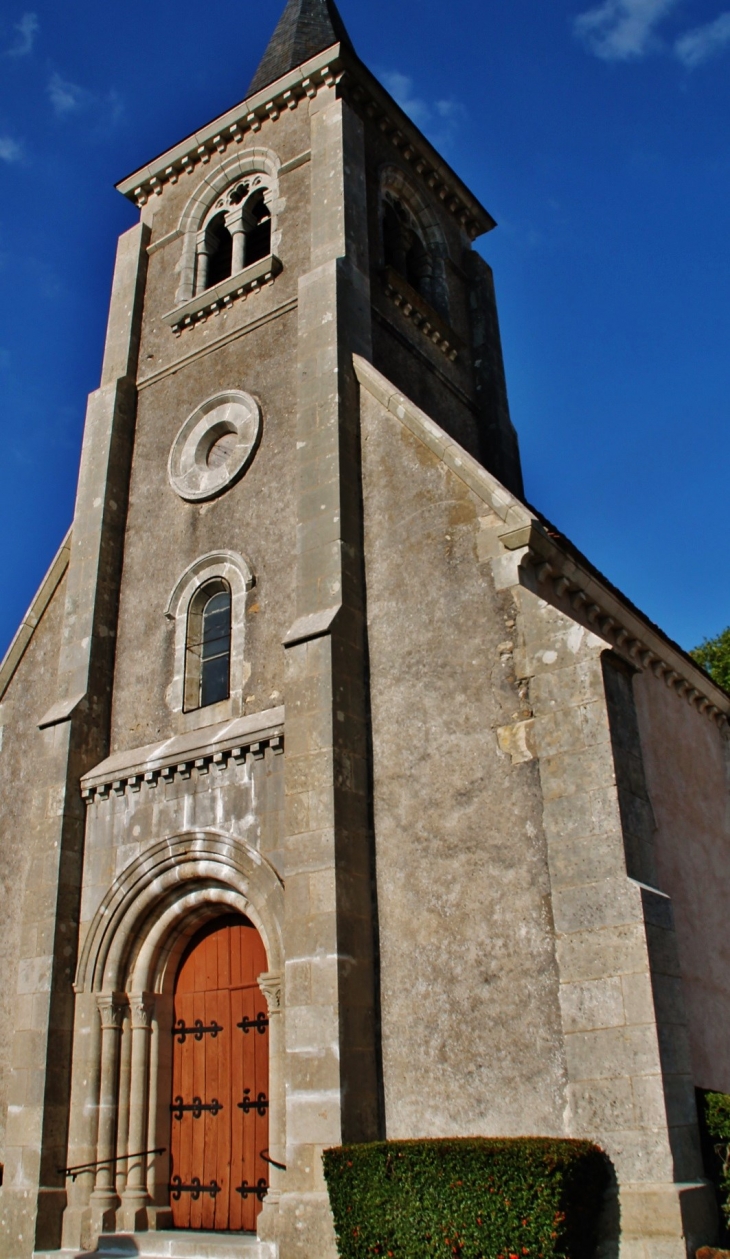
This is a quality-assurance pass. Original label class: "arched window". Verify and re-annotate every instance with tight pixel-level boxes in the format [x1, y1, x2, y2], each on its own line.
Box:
[195, 181, 273, 296]
[184, 579, 232, 710]
[205, 212, 234, 288]
[382, 195, 436, 309]
[243, 189, 272, 267]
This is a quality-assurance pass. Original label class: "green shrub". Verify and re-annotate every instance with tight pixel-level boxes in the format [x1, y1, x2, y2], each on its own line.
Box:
[705, 1092, 730, 1225]
[323, 1137, 609, 1259]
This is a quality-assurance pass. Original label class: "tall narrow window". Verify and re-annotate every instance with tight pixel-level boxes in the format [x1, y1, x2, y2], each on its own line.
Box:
[244, 191, 272, 267]
[206, 213, 234, 289]
[185, 579, 232, 710]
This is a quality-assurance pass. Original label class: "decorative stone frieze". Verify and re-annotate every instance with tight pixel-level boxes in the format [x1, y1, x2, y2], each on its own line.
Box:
[118, 53, 342, 209]
[80, 708, 285, 805]
[500, 523, 730, 731]
[163, 253, 282, 335]
[382, 266, 460, 360]
[116, 49, 492, 243]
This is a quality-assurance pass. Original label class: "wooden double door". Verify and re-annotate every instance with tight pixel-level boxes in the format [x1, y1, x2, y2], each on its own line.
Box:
[170, 915, 270, 1232]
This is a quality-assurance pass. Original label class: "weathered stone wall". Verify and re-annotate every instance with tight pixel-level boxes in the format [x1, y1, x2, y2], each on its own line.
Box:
[634, 667, 730, 1093]
[359, 386, 568, 1139]
[109, 315, 299, 749]
[109, 107, 314, 752]
[0, 573, 67, 1169]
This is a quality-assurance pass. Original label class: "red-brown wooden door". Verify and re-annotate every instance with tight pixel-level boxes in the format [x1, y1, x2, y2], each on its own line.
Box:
[170, 915, 270, 1232]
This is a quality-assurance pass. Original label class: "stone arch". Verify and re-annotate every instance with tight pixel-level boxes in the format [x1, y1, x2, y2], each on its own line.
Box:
[174, 147, 283, 304]
[75, 830, 283, 995]
[164, 550, 255, 715]
[380, 164, 450, 319]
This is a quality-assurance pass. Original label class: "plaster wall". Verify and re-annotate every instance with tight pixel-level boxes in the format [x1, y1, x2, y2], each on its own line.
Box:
[634, 668, 730, 1093]
[359, 387, 568, 1139]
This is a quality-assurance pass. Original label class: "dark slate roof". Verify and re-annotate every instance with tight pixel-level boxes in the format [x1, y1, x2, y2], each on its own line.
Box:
[247, 0, 355, 96]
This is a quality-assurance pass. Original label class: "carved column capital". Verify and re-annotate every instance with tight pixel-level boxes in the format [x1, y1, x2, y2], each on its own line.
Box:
[257, 971, 282, 1014]
[129, 992, 156, 1030]
[96, 992, 127, 1031]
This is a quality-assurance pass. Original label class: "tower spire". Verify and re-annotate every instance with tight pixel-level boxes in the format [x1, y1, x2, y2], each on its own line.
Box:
[247, 0, 355, 97]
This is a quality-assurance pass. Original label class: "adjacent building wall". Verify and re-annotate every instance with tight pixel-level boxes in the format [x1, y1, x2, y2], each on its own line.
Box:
[634, 668, 730, 1093]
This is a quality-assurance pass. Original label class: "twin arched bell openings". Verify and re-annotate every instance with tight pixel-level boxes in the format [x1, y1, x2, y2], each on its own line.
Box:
[195, 179, 272, 296]
[380, 165, 451, 323]
[166, 552, 255, 717]
[174, 148, 282, 308]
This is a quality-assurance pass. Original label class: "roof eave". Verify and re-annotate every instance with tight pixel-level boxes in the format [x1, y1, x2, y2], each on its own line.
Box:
[115, 45, 495, 238]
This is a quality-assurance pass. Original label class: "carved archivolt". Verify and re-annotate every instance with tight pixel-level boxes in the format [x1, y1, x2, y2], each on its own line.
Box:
[75, 829, 284, 996]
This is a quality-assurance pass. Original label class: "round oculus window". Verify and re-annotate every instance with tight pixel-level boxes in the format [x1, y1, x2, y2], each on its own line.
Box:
[168, 390, 261, 502]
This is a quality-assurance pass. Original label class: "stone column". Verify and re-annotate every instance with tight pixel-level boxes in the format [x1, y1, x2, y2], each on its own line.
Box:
[256, 972, 283, 1245]
[118, 993, 155, 1231]
[89, 994, 125, 1235]
[225, 207, 247, 275]
[194, 233, 211, 295]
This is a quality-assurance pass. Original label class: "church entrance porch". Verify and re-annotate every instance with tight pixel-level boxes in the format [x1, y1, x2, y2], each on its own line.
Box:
[170, 915, 270, 1233]
[58, 832, 285, 1257]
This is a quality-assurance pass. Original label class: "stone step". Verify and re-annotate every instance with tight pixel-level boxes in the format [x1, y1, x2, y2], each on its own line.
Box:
[35, 1231, 273, 1259]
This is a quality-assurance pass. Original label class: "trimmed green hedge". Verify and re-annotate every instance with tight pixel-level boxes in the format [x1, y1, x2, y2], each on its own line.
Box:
[705, 1092, 730, 1226]
[323, 1137, 609, 1259]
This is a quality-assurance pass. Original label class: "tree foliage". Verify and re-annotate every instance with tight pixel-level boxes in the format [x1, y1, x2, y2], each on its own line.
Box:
[690, 627, 730, 693]
[705, 1092, 730, 1225]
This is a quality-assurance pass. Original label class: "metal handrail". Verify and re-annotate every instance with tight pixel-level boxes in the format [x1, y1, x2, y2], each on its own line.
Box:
[58, 1148, 166, 1182]
[260, 1148, 286, 1171]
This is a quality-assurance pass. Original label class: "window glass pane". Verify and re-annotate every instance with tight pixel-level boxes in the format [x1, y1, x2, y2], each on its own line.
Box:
[201, 654, 230, 708]
[199, 587, 231, 705]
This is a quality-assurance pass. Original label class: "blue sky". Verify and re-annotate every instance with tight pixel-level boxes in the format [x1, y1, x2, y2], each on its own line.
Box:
[0, 0, 728, 659]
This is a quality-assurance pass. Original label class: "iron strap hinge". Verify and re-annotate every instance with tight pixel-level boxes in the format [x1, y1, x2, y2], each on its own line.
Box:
[170, 1175, 221, 1200]
[236, 1178, 268, 1201]
[171, 1095, 223, 1120]
[238, 1089, 269, 1115]
[237, 1011, 269, 1034]
[173, 1018, 222, 1043]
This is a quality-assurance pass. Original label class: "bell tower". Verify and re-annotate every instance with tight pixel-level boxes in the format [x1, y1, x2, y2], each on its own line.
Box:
[3, 2, 523, 1256]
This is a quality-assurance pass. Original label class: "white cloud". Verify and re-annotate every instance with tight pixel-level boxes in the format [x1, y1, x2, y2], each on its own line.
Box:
[675, 10, 730, 64]
[0, 135, 23, 163]
[6, 11, 38, 57]
[381, 71, 431, 128]
[48, 72, 91, 116]
[574, 0, 680, 59]
[380, 71, 466, 152]
[47, 71, 124, 130]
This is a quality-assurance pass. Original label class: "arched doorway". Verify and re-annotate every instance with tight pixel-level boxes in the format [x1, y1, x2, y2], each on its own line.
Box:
[170, 913, 270, 1232]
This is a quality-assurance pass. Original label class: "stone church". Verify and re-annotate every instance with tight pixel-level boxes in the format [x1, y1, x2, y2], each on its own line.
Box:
[0, 1, 728, 1256]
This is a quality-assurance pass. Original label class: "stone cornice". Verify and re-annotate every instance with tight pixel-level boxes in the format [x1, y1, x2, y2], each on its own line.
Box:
[117, 47, 344, 206]
[353, 354, 729, 732]
[0, 527, 71, 703]
[500, 523, 730, 730]
[80, 707, 284, 803]
[115, 46, 494, 240]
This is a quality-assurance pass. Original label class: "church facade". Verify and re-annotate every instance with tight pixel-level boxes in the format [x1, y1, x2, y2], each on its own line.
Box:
[0, 2, 728, 1256]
